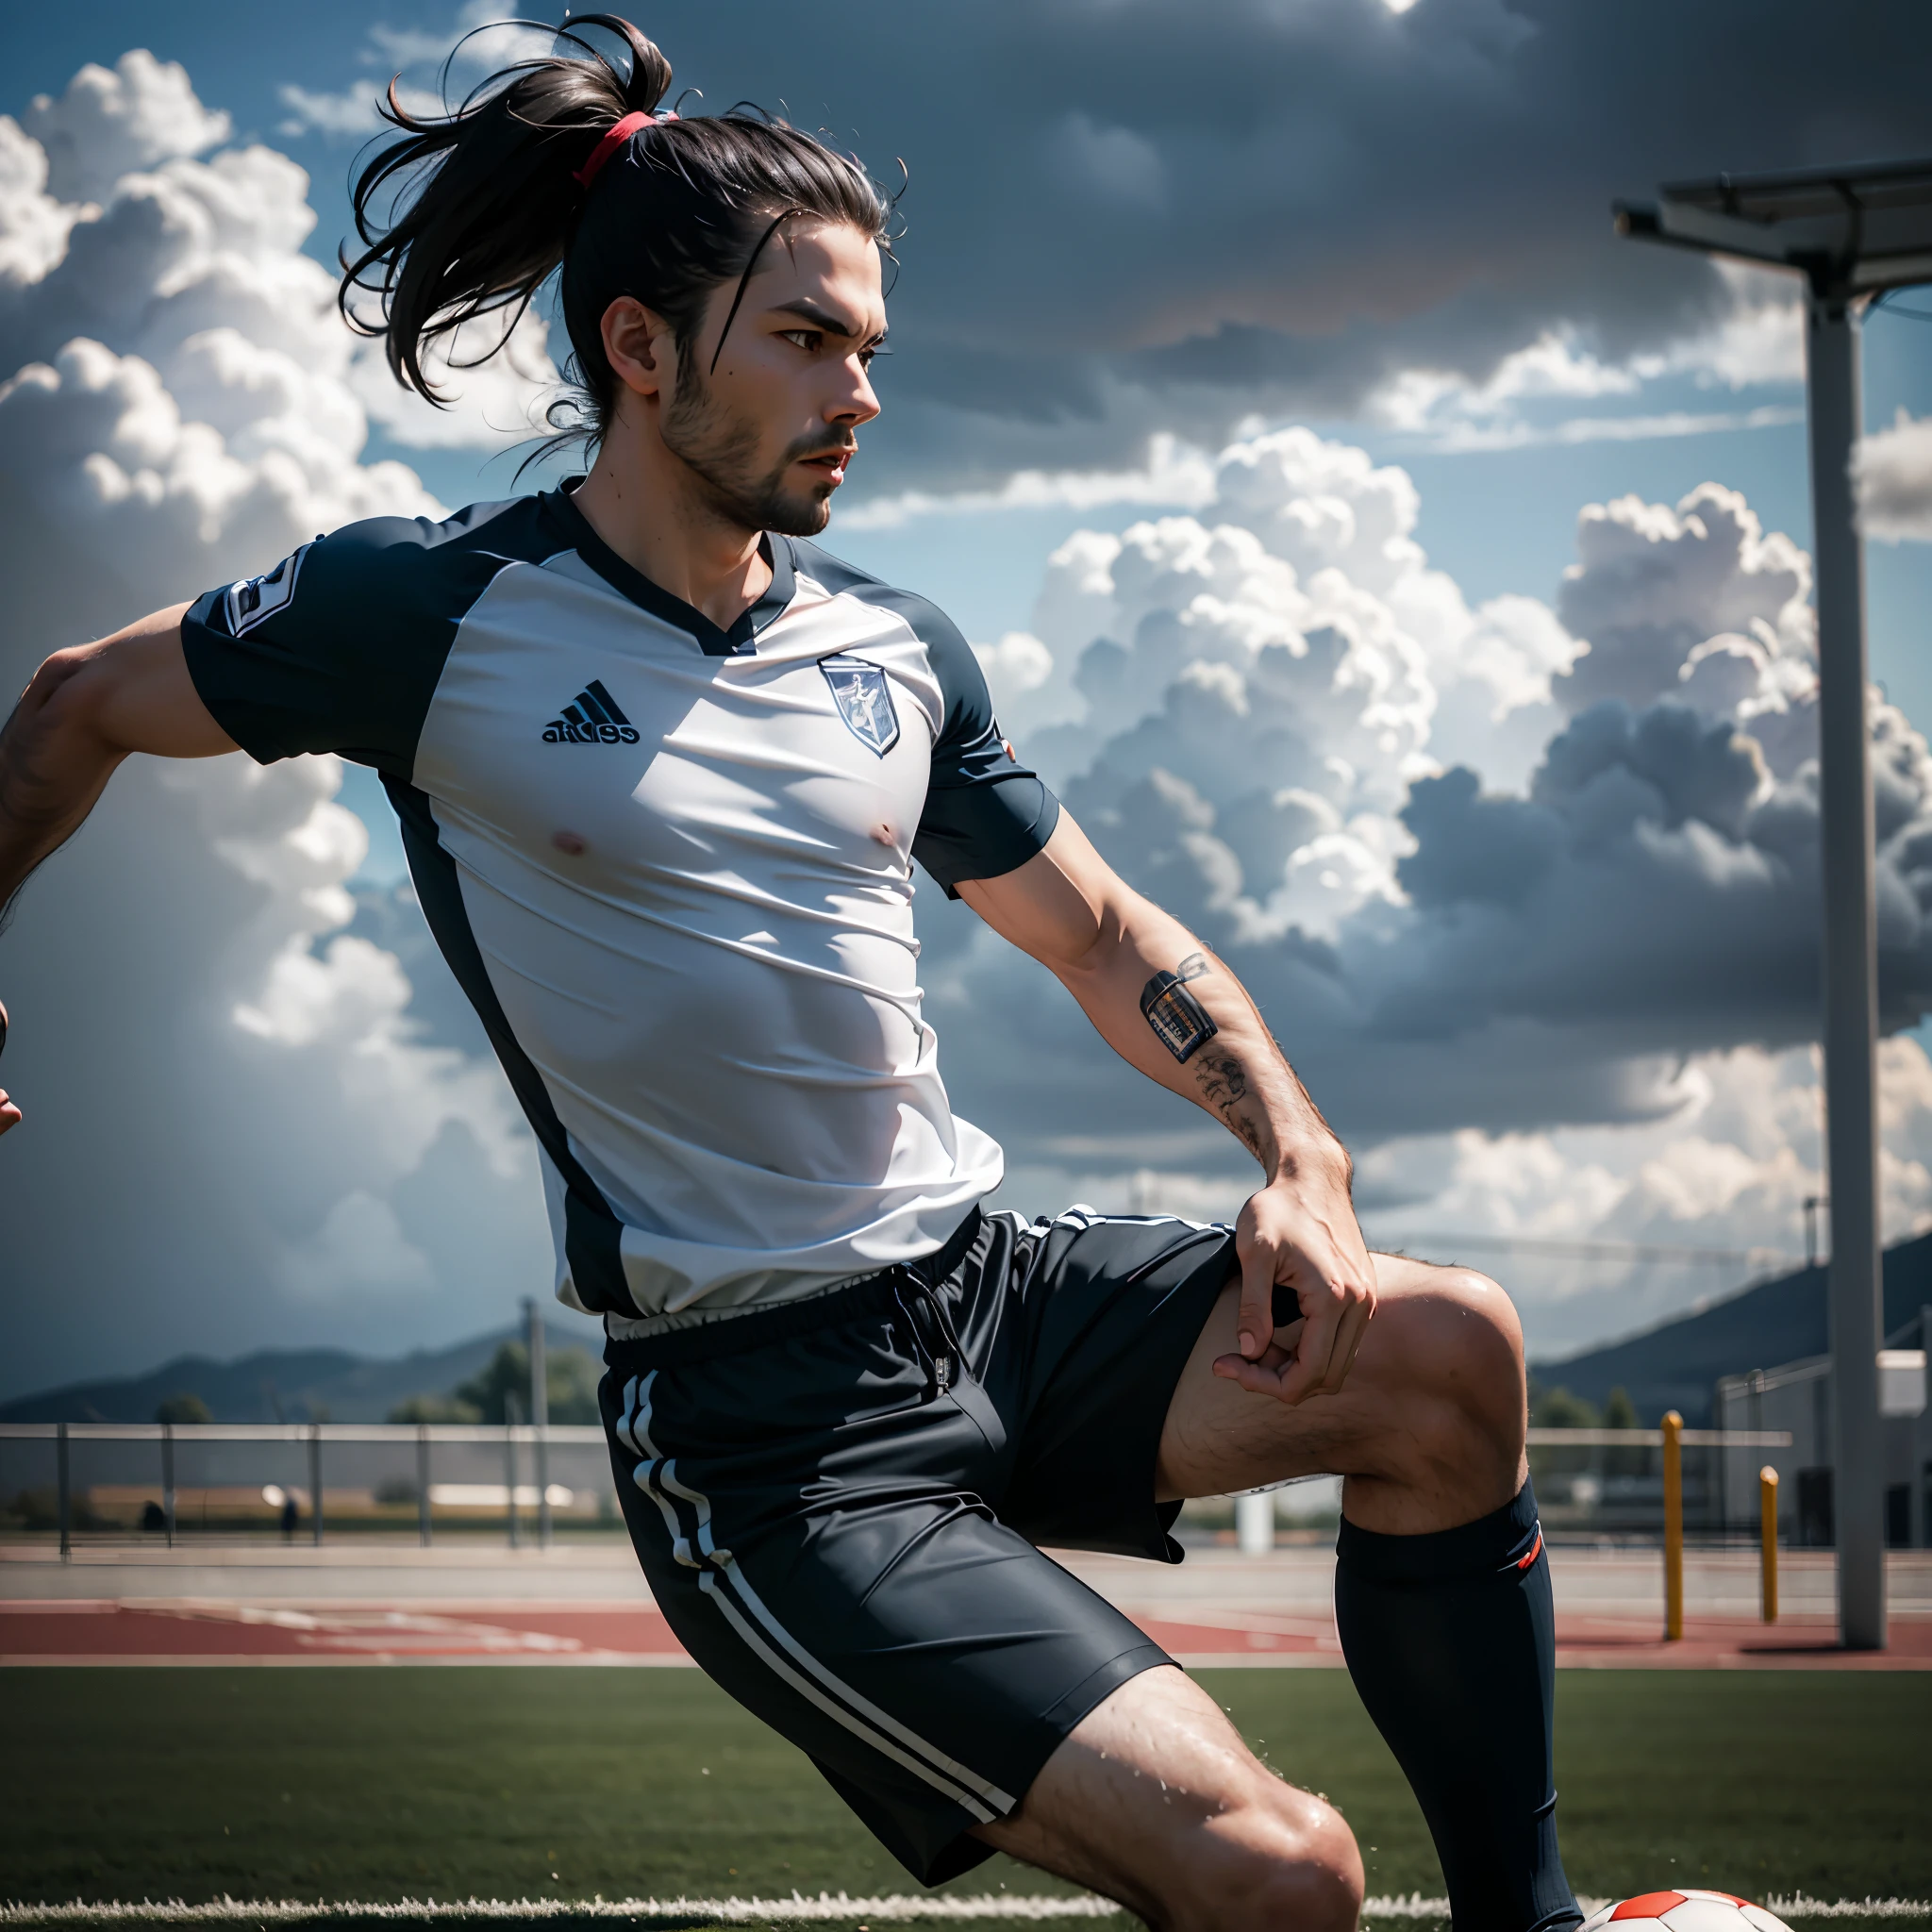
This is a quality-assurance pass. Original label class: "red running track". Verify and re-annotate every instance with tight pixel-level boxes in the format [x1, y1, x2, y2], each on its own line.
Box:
[4, 1599, 1929, 1667]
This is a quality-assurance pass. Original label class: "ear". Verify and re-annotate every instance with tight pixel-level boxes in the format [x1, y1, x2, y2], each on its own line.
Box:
[601, 296, 679, 401]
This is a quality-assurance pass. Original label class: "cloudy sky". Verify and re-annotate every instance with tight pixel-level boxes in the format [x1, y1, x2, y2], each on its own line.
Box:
[4, 0, 1932, 1397]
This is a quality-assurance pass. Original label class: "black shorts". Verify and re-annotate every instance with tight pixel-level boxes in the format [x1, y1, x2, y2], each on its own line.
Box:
[599, 1205, 1235, 1885]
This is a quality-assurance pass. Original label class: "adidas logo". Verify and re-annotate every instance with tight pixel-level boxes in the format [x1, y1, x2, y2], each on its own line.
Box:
[541, 679, 641, 744]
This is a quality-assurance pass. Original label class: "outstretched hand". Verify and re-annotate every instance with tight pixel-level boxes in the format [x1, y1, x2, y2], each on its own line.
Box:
[1211, 1166, 1376, 1405]
[0, 998, 17, 1137]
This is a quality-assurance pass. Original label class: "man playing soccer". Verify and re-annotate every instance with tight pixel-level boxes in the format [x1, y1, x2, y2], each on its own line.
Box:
[0, 22, 1578, 1929]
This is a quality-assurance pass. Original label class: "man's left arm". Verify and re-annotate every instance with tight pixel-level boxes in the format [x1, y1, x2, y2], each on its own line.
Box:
[956, 810, 1375, 1404]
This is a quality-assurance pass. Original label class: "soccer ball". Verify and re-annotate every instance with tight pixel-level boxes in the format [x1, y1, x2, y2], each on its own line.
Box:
[1581, 1892, 1793, 1932]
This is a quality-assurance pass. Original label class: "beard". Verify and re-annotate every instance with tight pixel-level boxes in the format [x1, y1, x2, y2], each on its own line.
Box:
[659, 364, 849, 538]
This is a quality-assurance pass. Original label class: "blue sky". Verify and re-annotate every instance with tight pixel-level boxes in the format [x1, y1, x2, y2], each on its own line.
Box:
[8, 3, 1928, 632]
[5, 1, 1932, 1389]
[14, 4, 1930, 879]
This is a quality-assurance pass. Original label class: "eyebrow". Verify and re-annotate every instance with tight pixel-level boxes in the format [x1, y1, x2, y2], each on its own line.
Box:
[772, 298, 887, 344]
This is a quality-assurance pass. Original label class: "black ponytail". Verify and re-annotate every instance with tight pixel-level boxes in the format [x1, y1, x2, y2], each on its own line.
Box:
[340, 15, 893, 458]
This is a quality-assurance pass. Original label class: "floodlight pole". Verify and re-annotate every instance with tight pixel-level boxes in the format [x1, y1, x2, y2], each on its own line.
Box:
[1613, 155, 1932, 1651]
[1805, 284, 1887, 1652]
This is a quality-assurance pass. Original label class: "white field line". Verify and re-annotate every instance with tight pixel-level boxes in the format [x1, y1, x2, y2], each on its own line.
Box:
[0, 1904, 1118, 1926]
[1, 1899, 1927, 1926]
[1767, 1907, 1932, 1923]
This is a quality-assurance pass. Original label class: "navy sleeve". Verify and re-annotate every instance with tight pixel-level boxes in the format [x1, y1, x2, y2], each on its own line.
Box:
[910, 610, 1061, 896]
[179, 502, 521, 778]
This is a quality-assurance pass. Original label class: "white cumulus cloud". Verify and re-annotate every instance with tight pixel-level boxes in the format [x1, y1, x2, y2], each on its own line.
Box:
[22, 51, 231, 206]
[0, 48, 558, 457]
[276, 5, 566, 142]
[1857, 408, 1932, 542]
[839, 432, 1217, 532]
[6, 41, 1929, 1384]
[276, 81, 442, 142]
[936, 420, 1932, 1347]
[0, 53, 558, 1396]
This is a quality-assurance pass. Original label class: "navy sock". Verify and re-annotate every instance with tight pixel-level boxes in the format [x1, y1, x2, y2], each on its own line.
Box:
[1333, 1482, 1579, 1932]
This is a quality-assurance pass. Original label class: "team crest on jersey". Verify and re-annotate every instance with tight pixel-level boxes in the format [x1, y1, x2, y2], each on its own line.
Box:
[225, 541, 313, 636]
[821, 657, 899, 756]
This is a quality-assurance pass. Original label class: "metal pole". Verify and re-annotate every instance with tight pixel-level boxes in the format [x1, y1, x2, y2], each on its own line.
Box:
[1760, 1467, 1780, 1624]
[1723, 1406, 1739, 1538]
[1807, 280, 1887, 1651]
[1234, 1490, 1274, 1556]
[526, 1297, 552, 1549]
[57, 1422, 70, 1561]
[505, 1393, 520, 1551]
[1924, 1307, 1932, 1553]
[417, 1424, 433, 1549]
[1805, 1194, 1824, 1271]
[1662, 1410, 1684, 1641]
[308, 1424, 325, 1547]
[161, 1423, 175, 1548]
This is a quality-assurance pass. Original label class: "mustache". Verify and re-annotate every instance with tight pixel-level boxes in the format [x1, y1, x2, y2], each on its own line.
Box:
[786, 435, 858, 464]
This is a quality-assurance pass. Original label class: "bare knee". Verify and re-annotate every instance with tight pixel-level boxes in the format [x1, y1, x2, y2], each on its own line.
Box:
[1436, 1267, 1526, 1443]
[1368, 1263, 1527, 1516]
[1164, 1779, 1362, 1932]
[993, 1671, 1363, 1932]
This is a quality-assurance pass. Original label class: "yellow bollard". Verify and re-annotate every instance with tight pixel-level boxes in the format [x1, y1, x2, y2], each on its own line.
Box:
[1662, 1410, 1684, 1641]
[1759, 1466, 1779, 1624]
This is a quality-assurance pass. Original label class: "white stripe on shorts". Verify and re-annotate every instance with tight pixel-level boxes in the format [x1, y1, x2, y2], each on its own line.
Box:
[623, 1368, 1016, 1822]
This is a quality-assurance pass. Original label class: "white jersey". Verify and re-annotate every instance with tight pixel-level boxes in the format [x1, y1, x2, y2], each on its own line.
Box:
[183, 485, 1059, 1329]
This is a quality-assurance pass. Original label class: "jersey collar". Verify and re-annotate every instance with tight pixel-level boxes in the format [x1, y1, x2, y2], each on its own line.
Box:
[545, 481, 795, 658]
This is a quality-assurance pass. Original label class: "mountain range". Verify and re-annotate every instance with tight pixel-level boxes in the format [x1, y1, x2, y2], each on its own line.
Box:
[0, 1318, 599, 1424]
[8, 1234, 1932, 1427]
[1530, 1229, 1932, 1424]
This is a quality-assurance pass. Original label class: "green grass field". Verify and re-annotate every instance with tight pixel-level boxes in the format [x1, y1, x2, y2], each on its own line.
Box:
[2, 1669, 1927, 1928]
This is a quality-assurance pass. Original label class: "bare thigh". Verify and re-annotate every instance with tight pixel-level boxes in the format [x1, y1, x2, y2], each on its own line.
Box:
[1156, 1251, 1528, 1535]
[972, 1663, 1361, 1932]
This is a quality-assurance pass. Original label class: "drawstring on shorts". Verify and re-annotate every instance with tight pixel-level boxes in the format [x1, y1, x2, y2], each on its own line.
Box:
[892, 1270, 967, 1399]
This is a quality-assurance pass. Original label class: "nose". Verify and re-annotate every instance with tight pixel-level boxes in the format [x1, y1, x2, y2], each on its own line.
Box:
[829, 354, 881, 428]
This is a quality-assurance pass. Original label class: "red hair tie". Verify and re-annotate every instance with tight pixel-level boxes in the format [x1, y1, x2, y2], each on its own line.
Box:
[574, 109, 675, 189]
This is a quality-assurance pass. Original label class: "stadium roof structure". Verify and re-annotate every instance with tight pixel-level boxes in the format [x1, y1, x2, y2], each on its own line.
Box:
[1615, 158, 1932, 1654]
[1615, 157, 1932, 294]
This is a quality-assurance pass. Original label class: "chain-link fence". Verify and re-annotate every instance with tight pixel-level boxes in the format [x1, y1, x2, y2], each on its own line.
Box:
[0, 1423, 621, 1550]
[2, 1420, 1795, 1554]
[1182, 1424, 1795, 1551]
[1525, 1424, 1791, 1542]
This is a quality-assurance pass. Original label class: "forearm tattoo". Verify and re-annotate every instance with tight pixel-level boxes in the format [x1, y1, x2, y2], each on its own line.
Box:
[1139, 951, 1270, 1159]
[1194, 1047, 1263, 1158]
[1192, 1046, 1247, 1110]
[1140, 951, 1217, 1062]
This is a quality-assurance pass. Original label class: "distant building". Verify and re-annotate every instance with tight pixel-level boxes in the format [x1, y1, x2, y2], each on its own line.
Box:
[1713, 1307, 1930, 1549]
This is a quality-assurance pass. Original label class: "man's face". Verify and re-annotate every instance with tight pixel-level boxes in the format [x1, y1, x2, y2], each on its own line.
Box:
[659, 220, 886, 538]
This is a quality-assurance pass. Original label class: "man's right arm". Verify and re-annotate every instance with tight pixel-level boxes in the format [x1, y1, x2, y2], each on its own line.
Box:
[0, 605, 239, 922]
[0, 605, 240, 1135]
